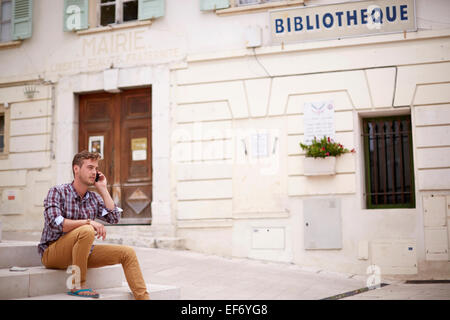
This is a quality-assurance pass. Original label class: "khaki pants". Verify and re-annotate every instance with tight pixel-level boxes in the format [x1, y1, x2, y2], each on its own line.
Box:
[42, 224, 150, 300]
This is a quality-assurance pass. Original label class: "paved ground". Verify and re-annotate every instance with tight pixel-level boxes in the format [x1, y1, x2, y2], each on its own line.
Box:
[342, 282, 450, 300]
[132, 247, 450, 300]
[136, 246, 364, 300]
[3, 231, 450, 300]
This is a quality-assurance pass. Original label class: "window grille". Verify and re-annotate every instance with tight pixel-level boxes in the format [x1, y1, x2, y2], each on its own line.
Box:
[363, 115, 415, 208]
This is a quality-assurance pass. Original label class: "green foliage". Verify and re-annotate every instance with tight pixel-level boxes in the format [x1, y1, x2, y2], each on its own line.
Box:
[299, 136, 354, 158]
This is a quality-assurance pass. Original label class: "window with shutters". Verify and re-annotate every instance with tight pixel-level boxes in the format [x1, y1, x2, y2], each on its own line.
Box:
[362, 115, 416, 209]
[0, 0, 12, 42]
[99, 0, 138, 26]
[70, 0, 163, 35]
[203, 0, 305, 15]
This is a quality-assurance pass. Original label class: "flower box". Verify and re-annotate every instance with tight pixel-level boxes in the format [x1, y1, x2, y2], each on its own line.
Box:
[303, 156, 336, 176]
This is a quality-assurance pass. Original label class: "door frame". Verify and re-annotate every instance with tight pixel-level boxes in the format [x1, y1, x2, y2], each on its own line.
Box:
[54, 67, 173, 232]
[78, 88, 153, 225]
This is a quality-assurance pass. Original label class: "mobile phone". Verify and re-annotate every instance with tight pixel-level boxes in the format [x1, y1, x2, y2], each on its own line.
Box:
[95, 172, 100, 182]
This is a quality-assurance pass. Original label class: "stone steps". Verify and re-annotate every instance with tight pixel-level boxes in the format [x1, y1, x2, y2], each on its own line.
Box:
[18, 283, 180, 300]
[0, 241, 43, 268]
[101, 235, 185, 250]
[0, 265, 124, 299]
[0, 241, 180, 300]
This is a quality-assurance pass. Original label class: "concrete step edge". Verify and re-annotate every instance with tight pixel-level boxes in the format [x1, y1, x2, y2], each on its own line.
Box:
[100, 236, 185, 250]
[0, 265, 124, 299]
[17, 283, 181, 300]
[0, 241, 42, 268]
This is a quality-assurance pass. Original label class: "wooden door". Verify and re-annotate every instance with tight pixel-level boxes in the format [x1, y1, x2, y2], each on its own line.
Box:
[79, 88, 152, 224]
[119, 89, 152, 224]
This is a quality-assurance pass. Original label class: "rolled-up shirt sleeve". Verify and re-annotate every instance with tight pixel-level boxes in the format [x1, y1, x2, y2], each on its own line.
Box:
[43, 187, 65, 234]
[94, 193, 121, 224]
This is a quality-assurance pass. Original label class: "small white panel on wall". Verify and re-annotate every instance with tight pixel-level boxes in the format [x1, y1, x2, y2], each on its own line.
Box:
[358, 240, 369, 260]
[448, 222, 450, 260]
[447, 196, 450, 256]
[424, 227, 449, 261]
[303, 198, 342, 250]
[371, 240, 417, 274]
[0, 189, 24, 215]
[103, 69, 120, 93]
[245, 25, 262, 48]
[252, 227, 285, 249]
[447, 196, 450, 218]
[423, 195, 447, 227]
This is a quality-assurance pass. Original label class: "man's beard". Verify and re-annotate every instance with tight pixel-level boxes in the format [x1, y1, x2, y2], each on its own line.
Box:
[81, 175, 95, 186]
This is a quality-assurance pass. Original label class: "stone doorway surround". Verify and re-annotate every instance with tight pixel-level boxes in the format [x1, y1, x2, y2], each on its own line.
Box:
[53, 65, 173, 237]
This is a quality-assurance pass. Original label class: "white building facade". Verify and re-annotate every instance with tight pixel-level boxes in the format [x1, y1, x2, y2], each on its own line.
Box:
[0, 0, 450, 278]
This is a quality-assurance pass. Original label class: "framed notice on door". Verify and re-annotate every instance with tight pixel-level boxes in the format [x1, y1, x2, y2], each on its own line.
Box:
[131, 137, 147, 161]
[88, 135, 104, 158]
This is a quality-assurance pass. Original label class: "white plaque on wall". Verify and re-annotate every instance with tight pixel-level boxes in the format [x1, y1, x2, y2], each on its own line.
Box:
[303, 101, 335, 145]
[250, 133, 269, 158]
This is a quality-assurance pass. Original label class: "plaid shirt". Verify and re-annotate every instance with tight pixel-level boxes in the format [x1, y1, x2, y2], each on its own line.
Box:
[38, 182, 121, 258]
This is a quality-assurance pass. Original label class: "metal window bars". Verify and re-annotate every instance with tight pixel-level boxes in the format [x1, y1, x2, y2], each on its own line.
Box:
[363, 116, 415, 208]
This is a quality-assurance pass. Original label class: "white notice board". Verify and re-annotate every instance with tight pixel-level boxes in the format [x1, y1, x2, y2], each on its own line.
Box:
[303, 101, 335, 145]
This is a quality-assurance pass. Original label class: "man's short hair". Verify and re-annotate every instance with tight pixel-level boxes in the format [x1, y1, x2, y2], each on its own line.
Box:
[72, 150, 101, 176]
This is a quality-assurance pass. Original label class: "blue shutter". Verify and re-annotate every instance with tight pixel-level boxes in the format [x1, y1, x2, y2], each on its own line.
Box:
[200, 0, 230, 11]
[11, 0, 32, 40]
[138, 0, 164, 20]
[63, 0, 88, 32]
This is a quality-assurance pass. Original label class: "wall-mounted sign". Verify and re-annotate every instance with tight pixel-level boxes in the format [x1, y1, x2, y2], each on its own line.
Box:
[7, 190, 16, 201]
[88, 136, 104, 158]
[303, 101, 335, 145]
[270, 0, 416, 44]
[250, 133, 269, 158]
[131, 137, 147, 161]
[0, 189, 23, 215]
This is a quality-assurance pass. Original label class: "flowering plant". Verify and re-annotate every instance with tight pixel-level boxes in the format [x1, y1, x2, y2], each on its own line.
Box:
[299, 136, 355, 158]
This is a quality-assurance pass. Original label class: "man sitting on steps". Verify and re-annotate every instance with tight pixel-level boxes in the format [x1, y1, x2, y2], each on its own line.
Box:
[37, 150, 150, 299]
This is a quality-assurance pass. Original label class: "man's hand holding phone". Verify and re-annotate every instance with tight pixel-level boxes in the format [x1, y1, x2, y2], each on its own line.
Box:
[94, 171, 107, 189]
[93, 170, 116, 218]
